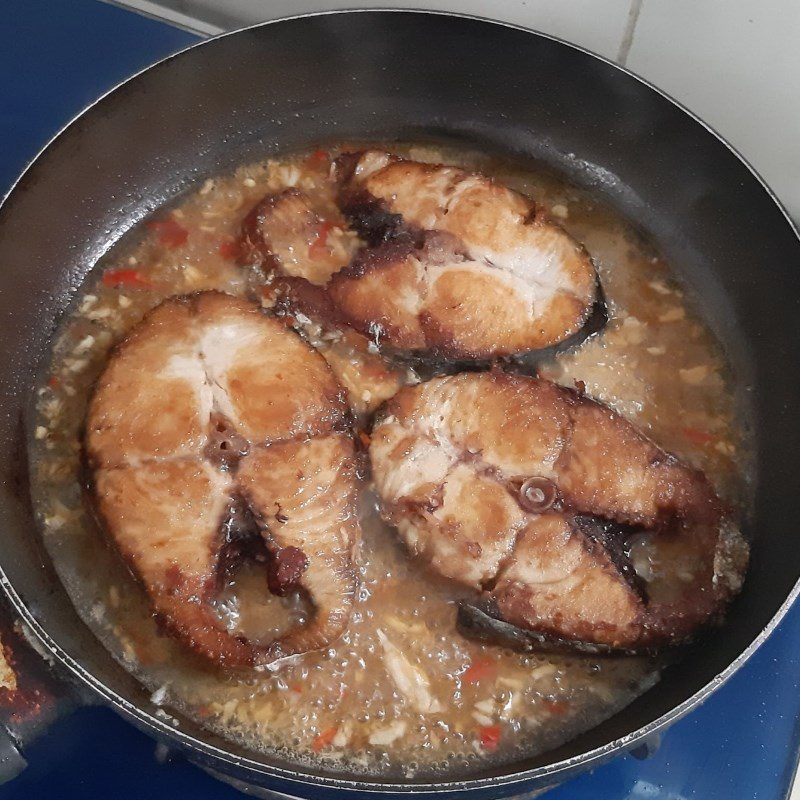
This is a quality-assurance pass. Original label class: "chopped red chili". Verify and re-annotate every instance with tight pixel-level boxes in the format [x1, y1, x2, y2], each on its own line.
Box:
[147, 216, 188, 248]
[542, 699, 570, 716]
[218, 237, 240, 260]
[682, 427, 717, 445]
[312, 726, 338, 752]
[462, 657, 497, 685]
[479, 724, 502, 750]
[309, 221, 336, 260]
[305, 149, 330, 169]
[102, 269, 153, 289]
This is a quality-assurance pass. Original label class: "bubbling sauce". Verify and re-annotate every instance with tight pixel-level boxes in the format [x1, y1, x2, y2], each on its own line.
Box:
[29, 143, 751, 777]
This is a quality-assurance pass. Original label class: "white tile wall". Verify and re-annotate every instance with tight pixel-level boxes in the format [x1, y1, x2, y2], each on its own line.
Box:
[627, 0, 800, 222]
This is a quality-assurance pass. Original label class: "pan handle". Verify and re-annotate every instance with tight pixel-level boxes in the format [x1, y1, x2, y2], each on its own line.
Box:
[0, 599, 84, 783]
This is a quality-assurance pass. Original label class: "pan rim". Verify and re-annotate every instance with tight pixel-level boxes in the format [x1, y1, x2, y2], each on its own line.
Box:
[2, 7, 799, 793]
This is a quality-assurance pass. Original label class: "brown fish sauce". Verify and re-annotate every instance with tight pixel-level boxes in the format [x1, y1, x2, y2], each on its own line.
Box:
[29, 142, 751, 777]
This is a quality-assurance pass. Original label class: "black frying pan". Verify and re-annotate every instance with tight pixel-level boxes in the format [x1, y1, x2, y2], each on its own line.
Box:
[0, 11, 799, 798]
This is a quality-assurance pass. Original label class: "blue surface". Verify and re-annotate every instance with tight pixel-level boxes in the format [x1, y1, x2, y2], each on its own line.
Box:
[3, 606, 800, 799]
[0, 0, 195, 192]
[1, 1, 799, 798]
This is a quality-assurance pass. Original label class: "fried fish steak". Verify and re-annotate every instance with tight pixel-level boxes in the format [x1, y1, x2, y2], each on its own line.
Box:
[369, 371, 748, 652]
[332, 150, 599, 358]
[85, 292, 361, 668]
[236, 150, 601, 364]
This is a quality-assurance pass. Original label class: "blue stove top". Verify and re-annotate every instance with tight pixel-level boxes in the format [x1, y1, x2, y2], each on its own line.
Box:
[2, 2, 799, 797]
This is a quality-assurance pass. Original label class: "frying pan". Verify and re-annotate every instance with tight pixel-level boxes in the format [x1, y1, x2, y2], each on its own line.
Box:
[0, 10, 799, 798]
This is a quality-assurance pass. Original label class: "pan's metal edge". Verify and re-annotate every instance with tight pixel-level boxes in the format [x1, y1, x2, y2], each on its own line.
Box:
[1, 7, 799, 794]
[99, 0, 224, 36]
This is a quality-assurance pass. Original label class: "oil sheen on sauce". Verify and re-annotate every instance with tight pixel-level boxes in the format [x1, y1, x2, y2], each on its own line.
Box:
[29, 143, 751, 779]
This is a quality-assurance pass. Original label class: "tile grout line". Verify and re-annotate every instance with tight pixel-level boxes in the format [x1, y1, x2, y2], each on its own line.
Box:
[617, 0, 644, 65]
